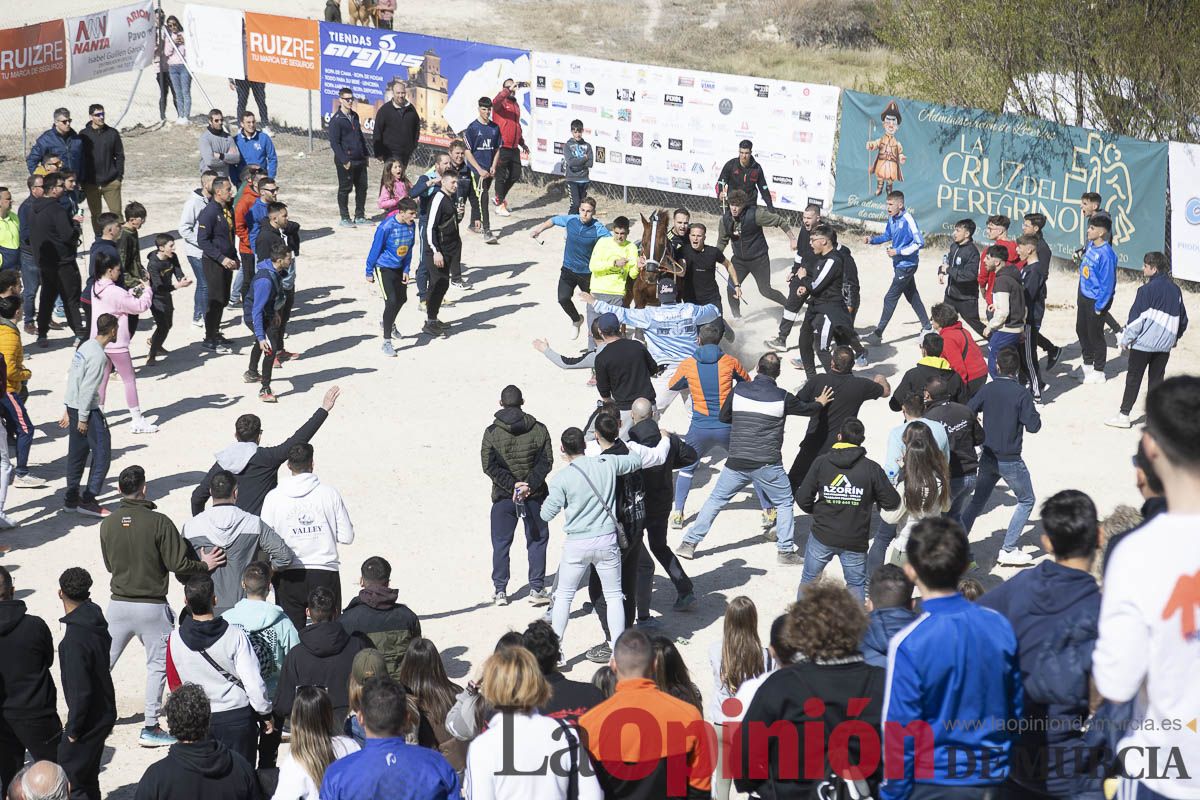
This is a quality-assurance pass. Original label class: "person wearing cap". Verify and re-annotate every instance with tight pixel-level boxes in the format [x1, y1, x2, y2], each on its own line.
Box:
[582, 280, 720, 414]
[592, 312, 659, 433]
[462, 96, 502, 249]
[480, 385, 553, 607]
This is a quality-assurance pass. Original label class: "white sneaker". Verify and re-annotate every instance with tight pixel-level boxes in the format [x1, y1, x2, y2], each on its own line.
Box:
[192, 318, 204, 329]
[1084, 369, 1106, 385]
[571, 319, 583, 340]
[130, 420, 160, 434]
[1105, 413, 1131, 429]
[13, 474, 47, 489]
[1074, 364, 1093, 382]
[495, 202, 512, 217]
[174, 117, 188, 126]
[997, 549, 1034, 567]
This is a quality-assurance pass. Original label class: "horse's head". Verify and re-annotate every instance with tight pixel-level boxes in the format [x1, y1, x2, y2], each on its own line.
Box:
[640, 208, 672, 273]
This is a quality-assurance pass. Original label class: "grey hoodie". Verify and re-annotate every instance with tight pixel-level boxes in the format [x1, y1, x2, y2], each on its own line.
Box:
[183, 504, 294, 614]
[198, 125, 241, 178]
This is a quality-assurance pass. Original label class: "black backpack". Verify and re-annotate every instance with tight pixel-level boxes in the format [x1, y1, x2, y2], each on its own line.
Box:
[616, 470, 646, 537]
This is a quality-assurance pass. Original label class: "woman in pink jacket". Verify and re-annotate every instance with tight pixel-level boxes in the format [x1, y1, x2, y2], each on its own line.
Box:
[90, 252, 158, 433]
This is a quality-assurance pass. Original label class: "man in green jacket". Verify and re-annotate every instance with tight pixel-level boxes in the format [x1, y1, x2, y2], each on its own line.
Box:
[480, 385, 553, 607]
[100, 465, 224, 748]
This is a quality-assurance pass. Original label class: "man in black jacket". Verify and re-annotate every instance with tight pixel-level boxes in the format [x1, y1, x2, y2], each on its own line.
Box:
[716, 189, 793, 316]
[522, 621, 603, 724]
[196, 177, 239, 352]
[764, 204, 820, 351]
[889, 332, 967, 411]
[479, 385, 553, 606]
[786, 224, 851, 381]
[923, 375, 984, 528]
[796, 418, 900, 601]
[1016, 234, 1050, 402]
[79, 104, 124, 237]
[56, 568, 116, 800]
[716, 140, 774, 211]
[274, 587, 368, 724]
[192, 386, 340, 515]
[0, 566, 63, 794]
[328, 88, 369, 227]
[593, 313, 658, 433]
[340, 556, 422, 678]
[938, 219, 985, 336]
[423, 171, 460, 336]
[372, 81, 421, 167]
[28, 173, 84, 345]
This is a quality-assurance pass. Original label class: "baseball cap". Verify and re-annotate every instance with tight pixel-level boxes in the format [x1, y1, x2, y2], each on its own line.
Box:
[657, 279, 679, 304]
[596, 313, 621, 335]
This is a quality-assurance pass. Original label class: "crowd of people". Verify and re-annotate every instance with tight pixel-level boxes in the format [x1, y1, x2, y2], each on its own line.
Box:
[0, 60, 1195, 800]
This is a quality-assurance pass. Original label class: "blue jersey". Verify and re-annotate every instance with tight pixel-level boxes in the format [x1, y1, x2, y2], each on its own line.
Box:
[1079, 241, 1117, 309]
[463, 119, 502, 172]
[552, 214, 610, 273]
[365, 214, 416, 275]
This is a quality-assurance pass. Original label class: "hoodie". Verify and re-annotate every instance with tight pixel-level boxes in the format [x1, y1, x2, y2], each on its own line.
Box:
[192, 407, 329, 515]
[275, 620, 369, 722]
[260, 472, 355, 572]
[90, 277, 152, 353]
[937, 320, 988, 384]
[133, 739, 259, 800]
[28, 194, 78, 268]
[979, 562, 1102, 797]
[221, 598, 300, 697]
[0, 600, 57, 718]
[795, 443, 900, 552]
[184, 504, 294, 615]
[198, 125, 241, 178]
[861, 606, 919, 668]
[59, 600, 117, 739]
[166, 614, 271, 716]
[1121, 270, 1189, 353]
[178, 188, 209, 261]
[480, 407, 553, 503]
[889, 356, 966, 411]
[340, 586, 422, 678]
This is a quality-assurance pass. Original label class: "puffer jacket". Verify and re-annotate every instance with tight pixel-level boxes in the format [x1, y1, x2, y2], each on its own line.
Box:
[339, 586, 422, 678]
[0, 318, 30, 393]
[480, 407, 553, 502]
[90, 278, 152, 354]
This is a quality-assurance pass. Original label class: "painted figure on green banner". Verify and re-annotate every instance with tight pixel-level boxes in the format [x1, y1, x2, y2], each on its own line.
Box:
[867, 100, 905, 196]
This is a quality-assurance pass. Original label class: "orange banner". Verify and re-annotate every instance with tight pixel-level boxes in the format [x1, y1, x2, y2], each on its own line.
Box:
[0, 20, 68, 100]
[244, 13, 319, 90]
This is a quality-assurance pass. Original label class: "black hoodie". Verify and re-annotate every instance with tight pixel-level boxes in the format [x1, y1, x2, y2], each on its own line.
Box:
[0, 599, 58, 719]
[59, 600, 117, 739]
[795, 444, 899, 552]
[627, 419, 698, 516]
[28, 194, 78, 269]
[274, 620, 368, 722]
[133, 739, 259, 800]
[923, 397, 983, 478]
[340, 586, 422, 678]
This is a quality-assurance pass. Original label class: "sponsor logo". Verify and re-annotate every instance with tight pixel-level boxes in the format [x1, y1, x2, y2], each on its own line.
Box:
[568, 62, 582, 72]
[664, 93, 684, 106]
[677, 76, 694, 87]
[625, 154, 642, 165]
[793, 109, 812, 122]
[687, 97, 713, 107]
[1187, 197, 1200, 225]
[536, 75, 546, 88]
[551, 100, 568, 109]
[631, 131, 644, 147]
[701, 80, 716, 91]
[822, 474, 864, 504]
[719, 99, 733, 115]
[570, 104, 597, 113]
[753, 83, 769, 98]
[536, 139, 547, 152]
[650, 135, 663, 149]
[668, 138, 683, 150]
[792, 131, 813, 143]
[595, 146, 606, 163]
[535, 118, 553, 129]
[667, 161, 686, 172]
[691, 162, 706, 174]
[600, 107, 614, 119]
[553, 141, 564, 154]
[771, 175, 793, 185]
[1, 38, 65, 76]
[552, 78, 564, 91]
[616, 88, 637, 101]
[323, 32, 423, 70]
[649, 175, 671, 187]
[252, 31, 316, 65]
[671, 177, 693, 190]
[72, 14, 110, 53]
[617, 108, 632, 122]
[535, 97, 549, 108]
[640, 114, 658, 125]
[567, 80, 581, 94]
[610, 149, 623, 162]
[584, 81, 595, 95]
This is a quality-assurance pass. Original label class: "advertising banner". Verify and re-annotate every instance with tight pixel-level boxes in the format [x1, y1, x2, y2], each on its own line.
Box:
[528, 52, 840, 210]
[66, 1, 155, 86]
[0, 20, 67, 100]
[183, 4, 244, 80]
[317, 22, 530, 144]
[245, 12, 319, 90]
[832, 90, 1168, 266]
[1169, 141, 1200, 282]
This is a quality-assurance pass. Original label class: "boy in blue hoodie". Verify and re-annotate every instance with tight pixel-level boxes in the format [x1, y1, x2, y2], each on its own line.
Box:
[243, 243, 290, 402]
[861, 564, 918, 668]
[1076, 214, 1117, 383]
[365, 197, 417, 357]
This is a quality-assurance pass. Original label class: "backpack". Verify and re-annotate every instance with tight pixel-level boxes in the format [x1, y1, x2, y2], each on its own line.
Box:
[245, 625, 280, 682]
[616, 470, 646, 537]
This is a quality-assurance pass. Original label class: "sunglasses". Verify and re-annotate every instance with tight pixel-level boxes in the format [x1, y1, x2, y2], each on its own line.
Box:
[92, 112, 105, 118]
[57, 118, 71, 124]
[340, 96, 355, 102]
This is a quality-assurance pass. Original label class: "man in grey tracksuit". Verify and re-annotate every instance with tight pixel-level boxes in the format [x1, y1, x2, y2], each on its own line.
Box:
[183, 470, 294, 615]
[563, 120, 593, 215]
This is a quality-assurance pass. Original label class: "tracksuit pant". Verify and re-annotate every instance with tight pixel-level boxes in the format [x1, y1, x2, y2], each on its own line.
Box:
[107, 600, 173, 729]
[1076, 291, 1110, 371]
[490, 498, 549, 594]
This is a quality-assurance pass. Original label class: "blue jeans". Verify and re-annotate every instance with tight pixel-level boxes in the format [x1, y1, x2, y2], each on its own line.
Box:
[801, 535, 867, 601]
[987, 330, 1022, 376]
[682, 463, 794, 552]
[875, 266, 930, 335]
[948, 473, 977, 527]
[168, 65, 191, 119]
[186, 255, 207, 321]
[65, 408, 110, 504]
[961, 451, 1035, 551]
[20, 250, 39, 321]
[866, 519, 896, 577]
[672, 424, 768, 512]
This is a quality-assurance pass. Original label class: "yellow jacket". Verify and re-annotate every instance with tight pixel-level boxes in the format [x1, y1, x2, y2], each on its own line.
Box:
[0, 320, 30, 393]
[588, 238, 640, 295]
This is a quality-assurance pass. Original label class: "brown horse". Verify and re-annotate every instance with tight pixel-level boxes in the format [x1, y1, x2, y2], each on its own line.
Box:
[624, 208, 686, 308]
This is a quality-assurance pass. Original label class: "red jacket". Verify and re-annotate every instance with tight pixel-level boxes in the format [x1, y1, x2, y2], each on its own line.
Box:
[233, 187, 260, 255]
[491, 88, 525, 149]
[939, 321, 988, 383]
[979, 239, 1018, 304]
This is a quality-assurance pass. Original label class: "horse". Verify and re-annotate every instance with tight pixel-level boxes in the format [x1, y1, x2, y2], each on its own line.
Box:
[624, 209, 686, 309]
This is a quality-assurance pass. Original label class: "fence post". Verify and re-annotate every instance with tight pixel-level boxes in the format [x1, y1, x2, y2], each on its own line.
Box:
[308, 90, 314, 153]
[22, 96, 27, 157]
[623, 181, 628, 204]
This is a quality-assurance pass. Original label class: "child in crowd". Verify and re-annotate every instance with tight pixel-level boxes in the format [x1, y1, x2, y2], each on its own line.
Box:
[0, 295, 42, 491]
[145, 233, 192, 366]
[378, 158, 409, 215]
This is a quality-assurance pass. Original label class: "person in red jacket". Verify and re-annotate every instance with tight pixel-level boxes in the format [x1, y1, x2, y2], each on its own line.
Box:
[979, 214, 1018, 307]
[931, 302, 987, 397]
[490, 79, 529, 217]
[230, 170, 261, 305]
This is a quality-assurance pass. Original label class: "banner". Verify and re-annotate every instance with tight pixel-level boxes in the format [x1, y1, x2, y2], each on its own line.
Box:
[317, 22, 530, 144]
[66, 1, 155, 85]
[183, 4, 244, 79]
[528, 52, 840, 210]
[245, 12, 319, 90]
[0, 20, 67, 100]
[832, 90, 1169, 266]
[1169, 142, 1200, 282]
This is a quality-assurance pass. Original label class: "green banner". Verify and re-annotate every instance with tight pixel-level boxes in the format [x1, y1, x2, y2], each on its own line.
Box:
[832, 90, 1168, 267]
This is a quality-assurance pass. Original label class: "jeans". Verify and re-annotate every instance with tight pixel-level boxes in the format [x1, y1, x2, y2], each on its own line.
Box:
[568, 181, 589, 214]
[186, 255, 207, 320]
[20, 250, 39, 321]
[1121, 350, 1169, 415]
[801, 535, 867, 602]
[552, 534, 624, 648]
[335, 159, 369, 220]
[168, 64, 191, 119]
[65, 408, 110, 504]
[961, 451, 1035, 552]
[673, 425, 768, 513]
[875, 266, 930, 335]
[490, 498, 549, 594]
[987, 330, 1022, 377]
[866, 519, 896, 577]
[948, 473, 977, 527]
[0, 392, 34, 474]
[107, 600, 174, 728]
[682, 463, 794, 552]
[156, 70, 175, 120]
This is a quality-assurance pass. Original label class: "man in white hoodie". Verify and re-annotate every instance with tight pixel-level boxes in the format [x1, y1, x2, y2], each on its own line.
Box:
[184, 470, 294, 615]
[260, 443, 355, 630]
[165, 573, 272, 768]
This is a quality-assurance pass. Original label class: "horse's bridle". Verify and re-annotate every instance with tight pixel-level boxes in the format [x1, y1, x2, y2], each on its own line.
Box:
[643, 210, 684, 280]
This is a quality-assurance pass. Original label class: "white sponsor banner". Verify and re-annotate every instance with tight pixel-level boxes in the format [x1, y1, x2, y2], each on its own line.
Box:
[66, 1, 155, 85]
[183, 4, 244, 80]
[528, 52, 840, 210]
[1169, 141, 1200, 282]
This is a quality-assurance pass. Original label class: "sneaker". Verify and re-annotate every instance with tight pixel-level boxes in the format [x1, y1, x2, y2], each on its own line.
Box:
[36, 337, 48, 348]
[201, 340, 231, 354]
[451, 278, 471, 290]
[354, 217, 369, 225]
[493, 591, 509, 606]
[338, 219, 356, 228]
[788, 357, 806, 370]
[669, 510, 684, 529]
[484, 231, 499, 245]
[675, 541, 697, 560]
[868, 330, 883, 344]
[1074, 364, 1093, 382]
[997, 549, 1034, 567]
[391, 326, 402, 338]
[243, 370, 262, 384]
[1084, 370, 1106, 385]
[382, 340, 397, 357]
[761, 508, 778, 528]
[227, 296, 241, 308]
[173, 117, 188, 126]
[777, 551, 804, 566]
[22, 323, 35, 335]
[1044, 345, 1062, 370]
[0, 513, 18, 529]
[259, 388, 278, 403]
[1105, 413, 1132, 429]
[76, 499, 110, 518]
[672, 593, 697, 612]
[855, 350, 869, 367]
[130, 419, 160, 434]
[495, 202, 512, 217]
[528, 588, 552, 607]
[919, 328, 934, 338]
[441, 295, 456, 307]
[54, 307, 66, 320]
[13, 474, 47, 489]
[634, 616, 660, 629]
[763, 336, 786, 351]
[585, 642, 611, 663]
[191, 317, 204, 329]
[139, 726, 176, 747]
[421, 321, 445, 337]
[571, 318, 584, 340]
[419, 301, 427, 312]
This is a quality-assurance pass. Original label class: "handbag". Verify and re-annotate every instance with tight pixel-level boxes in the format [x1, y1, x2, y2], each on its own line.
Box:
[569, 462, 630, 552]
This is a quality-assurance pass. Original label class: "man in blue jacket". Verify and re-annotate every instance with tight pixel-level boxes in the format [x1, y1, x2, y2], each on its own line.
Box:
[980, 490, 1103, 800]
[243, 243, 290, 403]
[328, 88, 369, 228]
[1076, 214, 1117, 384]
[365, 198, 417, 357]
[864, 190, 931, 341]
[882, 517, 1022, 800]
[27, 109, 86, 186]
[229, 112, 277, 188]
[860, 564, 916, 668]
